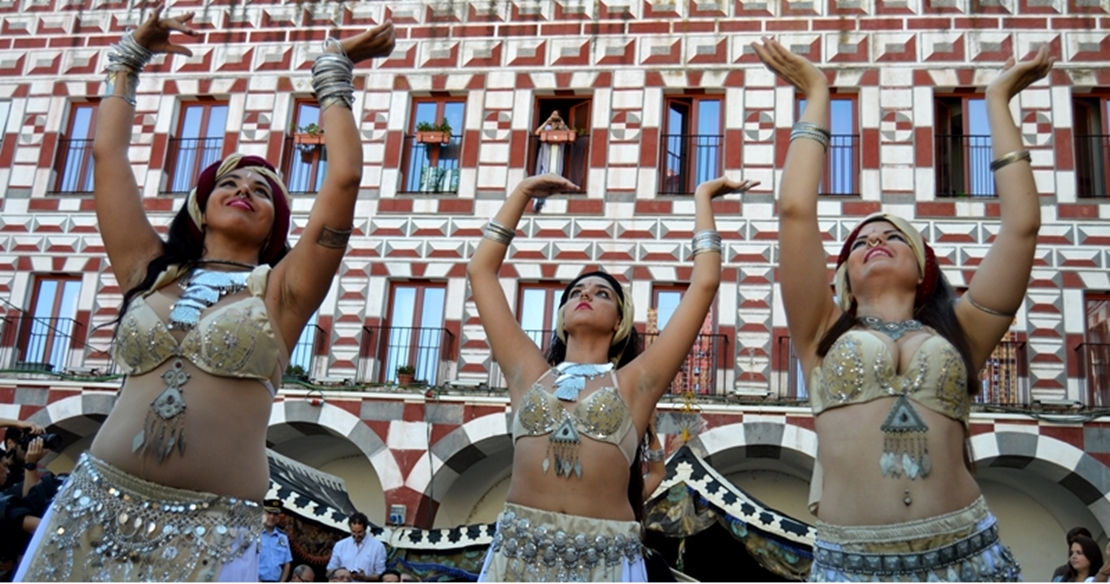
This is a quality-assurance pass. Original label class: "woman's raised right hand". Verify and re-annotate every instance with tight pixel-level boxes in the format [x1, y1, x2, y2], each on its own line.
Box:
[132, 4, 198, 57]
[750, 36, 827, 97]
[514, 174, 579, 200]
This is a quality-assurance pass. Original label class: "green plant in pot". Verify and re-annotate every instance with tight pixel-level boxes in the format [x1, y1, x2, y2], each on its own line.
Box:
[396, 364, 416, 385]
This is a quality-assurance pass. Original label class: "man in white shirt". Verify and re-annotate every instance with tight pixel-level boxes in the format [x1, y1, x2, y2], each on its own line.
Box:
[326, 512, 387, 582]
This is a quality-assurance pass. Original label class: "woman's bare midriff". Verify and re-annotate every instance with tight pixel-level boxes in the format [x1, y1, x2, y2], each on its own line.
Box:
[506, 435, 636, 522]
[90, 358, 274, 501]
[814, 398, 981, 526]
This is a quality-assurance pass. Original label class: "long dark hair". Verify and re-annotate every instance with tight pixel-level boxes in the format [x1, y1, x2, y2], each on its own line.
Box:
[1065, 535, 1104, 581]
[817, 273, 978, 395]
[112, 205, 289, 333]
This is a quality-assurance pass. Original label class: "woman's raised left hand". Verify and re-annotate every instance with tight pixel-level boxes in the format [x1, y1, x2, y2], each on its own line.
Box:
[335, 21, 396, 65]
[695, 177, 760, 200]
[986, 44, 1054, 103]
[132, 4, 199, 57]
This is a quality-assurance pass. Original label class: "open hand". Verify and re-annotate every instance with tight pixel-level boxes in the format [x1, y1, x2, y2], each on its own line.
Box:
[695, 177, 760, 200]
[133, 4, 198, 57]
[750, 36, 826, 97]
[515, 174, 579, 201]
[25, 437, 43, 465]
[335, 21, 396, 64]
[986, 44, 1054, 103]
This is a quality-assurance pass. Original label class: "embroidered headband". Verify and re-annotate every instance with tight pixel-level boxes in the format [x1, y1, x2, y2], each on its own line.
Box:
[555, 271, 635, 352]
[186, 154, 291, 265]
[833, 213, 939, 313]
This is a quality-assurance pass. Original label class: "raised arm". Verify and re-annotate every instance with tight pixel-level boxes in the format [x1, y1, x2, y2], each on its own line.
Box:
[466, 174, 577, 400]
[270, 23, 395, 348]
[955, 46, 1053, 369]
[752, 37, 840, 373]
[94, 7, 197, 290]
[623, 177, 755, 419]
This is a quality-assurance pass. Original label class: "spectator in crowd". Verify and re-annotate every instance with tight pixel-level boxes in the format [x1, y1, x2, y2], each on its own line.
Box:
[327, 512, 386, 581]
[380, 568, 401, 582]
[259, 499, 293, 582]
[291, 564, 316, 583]
[1060, 535, 1104, 582]
[1055, 528, 1096, 581]
[0, 423, 44, 490]
[329, 567, 353, 582]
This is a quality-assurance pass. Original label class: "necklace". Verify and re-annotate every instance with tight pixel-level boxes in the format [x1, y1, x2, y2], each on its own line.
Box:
[551, 362, 614, 401]
[168, 269, 250, 330]
[859, 315, 923, 341]
[192, 258, 258, 270]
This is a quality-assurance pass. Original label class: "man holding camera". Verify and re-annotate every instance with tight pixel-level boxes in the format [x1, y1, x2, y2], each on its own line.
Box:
[327, 512, 386, 582]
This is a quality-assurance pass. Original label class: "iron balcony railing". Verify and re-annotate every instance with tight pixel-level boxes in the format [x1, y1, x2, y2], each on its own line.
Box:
[1075, 134, 1110, 198]
[8, 315, 82, 373]
[1079, 343, 1110, 408]
[658, 134, 722, 195]
[778, 336, 1030, 406]
[401, 135, 462, 194]
[642, 332, 728, 395]
[935, 134, 994, 197]
[527, 133, 589, 191]
[284, 139, 328, 194]
[359, 325, 456, 386]
[822, 134, 860, 196]
[167, 137, 224, 193]
[288, 324, 323, 377]
[54, 138, 95, 193]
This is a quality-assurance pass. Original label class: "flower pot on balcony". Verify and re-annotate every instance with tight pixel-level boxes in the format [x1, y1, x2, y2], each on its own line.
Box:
[293, 133, 325, 145]
[397, 373, 415, 385]
[416, 131, 451, 145]
[539, 129, 577, 144]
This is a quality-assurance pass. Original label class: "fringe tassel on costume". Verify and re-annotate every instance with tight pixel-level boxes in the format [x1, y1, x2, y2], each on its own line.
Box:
[879, 395, 931, 479]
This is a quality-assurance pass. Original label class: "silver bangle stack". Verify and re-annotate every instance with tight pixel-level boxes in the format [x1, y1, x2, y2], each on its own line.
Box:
[103, 31, 154, 107]
[989, 150, 1031, 172]
[312, 38, 355, 113]
[790, 121, 831, 151]
[483, 220, 516, 245]
[692, 229, 722, 257]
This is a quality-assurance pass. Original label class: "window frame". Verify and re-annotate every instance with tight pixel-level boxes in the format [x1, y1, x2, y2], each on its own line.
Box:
[166, 100, 230, 193]
[401, 97, 466, 194]
[796, 93, 860, 196]
[18, 274, 82, 372]
[53, 101, 99, 194]
[284, 99, 328, 194]
[659, 94, 724, 195]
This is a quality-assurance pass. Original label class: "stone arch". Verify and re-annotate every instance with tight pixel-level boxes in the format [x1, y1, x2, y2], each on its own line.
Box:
[25, 393, 116, 470]
[416, 413, 512, 527]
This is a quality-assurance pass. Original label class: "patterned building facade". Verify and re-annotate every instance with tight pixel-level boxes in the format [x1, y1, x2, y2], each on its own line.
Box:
[0, 0, 1109, 577]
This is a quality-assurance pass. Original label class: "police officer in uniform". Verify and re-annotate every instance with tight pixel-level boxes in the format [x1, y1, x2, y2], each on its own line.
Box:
[259, 499, 293, 582]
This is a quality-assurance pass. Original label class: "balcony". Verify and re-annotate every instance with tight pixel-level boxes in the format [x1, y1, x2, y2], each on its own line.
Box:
[287, 324, 323, 379]
[359, 325, 456, 386]
[935, 134, 994, 197]
[821, 134, 860, 196]
[643, 332, 728, 395]
[6, 315, 82, 373]
[658, 134, 722, 195]
[1075, 134, 1110, 198]
[167, 137, 223, 193]
[776, 336, 807, 401]
[53, 138, 94, 193]
[1079, 343, 1110, 408]
[284, 137, 327, 194]
[527, 133, 589, 191]
[401, 135, 461, 194]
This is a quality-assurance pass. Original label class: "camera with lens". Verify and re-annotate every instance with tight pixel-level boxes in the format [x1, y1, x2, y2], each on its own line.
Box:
[14, 430, 60, 452]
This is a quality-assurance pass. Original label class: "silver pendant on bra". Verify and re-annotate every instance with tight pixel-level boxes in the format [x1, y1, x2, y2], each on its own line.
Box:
[168, 269, 249, 331]
[552, 362, 614, 402]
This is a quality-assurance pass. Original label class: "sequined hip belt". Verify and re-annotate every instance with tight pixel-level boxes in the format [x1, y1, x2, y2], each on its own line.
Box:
[21, 452, 263, 582]
[485, 502, 643, 582]
[811, 497, 1021, 581]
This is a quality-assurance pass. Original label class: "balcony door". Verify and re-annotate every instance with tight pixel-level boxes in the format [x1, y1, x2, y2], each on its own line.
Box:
[383, 283, 446, 383]
[660, 97, 721, 194]
[18, 276, 81, 372]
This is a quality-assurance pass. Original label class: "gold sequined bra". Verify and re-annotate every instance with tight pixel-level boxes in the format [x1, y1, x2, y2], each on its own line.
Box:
[112, 265, 284, 389]
[512, 369, 639, 466]
[809, 331, 970, 426]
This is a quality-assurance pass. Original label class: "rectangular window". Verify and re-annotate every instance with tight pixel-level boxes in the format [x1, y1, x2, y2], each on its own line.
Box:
[647, 285, 723, 395]
[660, 96, 722, 194]
[167, 102, 228, 193]
[54, 103, 98, 193]
[517, 283, 565, 353]
[402, 99, 464, 193]
[16, 276, 81, 372]
[530, 99, 590, 191]
[381, 283, 447, 384]
[935, 96, 992, 197]
[288, 312, 320, 378]
[798, 96, 859, 196]
[1074, 96, 1110, 198]
[1084, 293, 1110, 407]
[286, 101, 328, 194]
